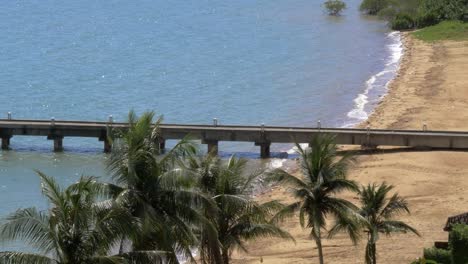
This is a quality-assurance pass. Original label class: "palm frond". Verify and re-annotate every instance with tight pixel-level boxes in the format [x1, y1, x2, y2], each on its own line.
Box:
[0, 251, 56, 264]
[380, 220, 420, 237]
[121, 250, 168, 264]
[270, 201, 301, 224]
[380, 192, 410, 219]
[35, 171, 65, 209]
[267, 169, 308, 189]
[0, 207, 54, 253]
[328, 209, 366, 244]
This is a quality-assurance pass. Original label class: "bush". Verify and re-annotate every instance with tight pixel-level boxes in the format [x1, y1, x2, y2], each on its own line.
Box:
[360, 0, 389, 15]
[416, 12, 440, 28]
[359, 0, 467, 29]
[391, 13, 416, 30]
[423, 247, 451, 264]
[462, 6, 468, 22]
[419, 0, 467, 21]
[450, 224, 468, 264]
[324, 0, 346, 16]
[411, 258, 438, 264]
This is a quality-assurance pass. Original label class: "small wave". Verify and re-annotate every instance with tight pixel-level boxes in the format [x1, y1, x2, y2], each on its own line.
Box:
[345, 31, 403, 127]
[274, 31, 403, 167]
[269, 158, 287, 169]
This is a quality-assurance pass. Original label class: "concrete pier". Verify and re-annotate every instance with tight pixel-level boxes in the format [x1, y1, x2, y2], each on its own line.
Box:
[48, 135, 63, 152]
[1, 136, 10, 150]
[158, 138, 166, 152]
[202, 139, 218, 155]
[255, 142, 271, 158]
[3, 119, 468, 157]
[103, 139, 112, 153]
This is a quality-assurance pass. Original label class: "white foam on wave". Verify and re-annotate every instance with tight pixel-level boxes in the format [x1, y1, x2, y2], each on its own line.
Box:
[269, 158, 287, 169]
[269, 32, 403, 170]
[346, 31, 403, 126]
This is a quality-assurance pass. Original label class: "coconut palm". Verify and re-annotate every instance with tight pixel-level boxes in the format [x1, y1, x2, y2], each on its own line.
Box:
[358, 183, 419, 264]
[188, 154, 292, 264]
[269, 135, 361, 264]
[107, 110, 212, 263]
[0, 172, 142, 264]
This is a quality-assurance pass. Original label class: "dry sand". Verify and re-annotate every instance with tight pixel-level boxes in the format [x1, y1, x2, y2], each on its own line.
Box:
[232, 34, 468, 263]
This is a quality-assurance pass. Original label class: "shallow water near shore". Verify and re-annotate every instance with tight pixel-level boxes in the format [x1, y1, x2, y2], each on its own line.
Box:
[0, 0, 401, 250]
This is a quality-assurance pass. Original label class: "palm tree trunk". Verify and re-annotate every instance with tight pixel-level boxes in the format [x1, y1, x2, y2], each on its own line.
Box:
[118, 238, 124, 254]
[222, 248, 229, 264]
[315, 228, 325, 264]
[365, 241, 372, 264]
[365, 240, 377, 264]
[371, 243, 377, 264]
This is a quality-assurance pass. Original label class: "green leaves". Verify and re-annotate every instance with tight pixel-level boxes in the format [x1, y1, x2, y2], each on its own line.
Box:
[269, 135, 362, 264]
[190, 154, 292, 264]
[323, 0, 347, 16]
[0, 172, 140, 264]
[358, 183, 419, 264]
[106, 111, 205, 261]
[0, 252, 57, 264]
[0, 207, 53, 253]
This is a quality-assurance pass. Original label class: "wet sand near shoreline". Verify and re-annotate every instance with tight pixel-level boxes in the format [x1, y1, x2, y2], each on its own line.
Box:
[232, 34, 468, 263]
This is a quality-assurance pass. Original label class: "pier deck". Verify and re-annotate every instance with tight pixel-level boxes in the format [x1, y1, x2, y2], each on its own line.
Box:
[1, 119, 468, 157]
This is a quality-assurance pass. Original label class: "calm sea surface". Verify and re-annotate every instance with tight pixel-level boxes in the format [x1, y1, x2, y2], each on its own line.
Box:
[0, 0, 401, 242]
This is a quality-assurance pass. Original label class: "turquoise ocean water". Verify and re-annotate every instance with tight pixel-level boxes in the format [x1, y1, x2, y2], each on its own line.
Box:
[0, 0, 402, 248]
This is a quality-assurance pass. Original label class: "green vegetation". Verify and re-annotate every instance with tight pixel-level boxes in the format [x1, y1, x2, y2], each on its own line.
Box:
[0, 111, 421, 264]
[450, 224, 468, 264]
[359, 0, 468, 30]
[423, 247, 451, 264]
[106, 110, 204, 262]
[413, 21, 468, 41]
[420, 225, 468, 263]
[0, 173, 150, 263]
[357, 183, 420, 264]
[324, 0, 347, 16]
[270, 135, 361, 264]
[411, 259, 438, 264]
[189, 155, 291, 264]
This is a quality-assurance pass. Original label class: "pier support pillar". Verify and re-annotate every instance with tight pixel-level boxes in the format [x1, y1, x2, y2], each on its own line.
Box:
[158, 138, 166, 153]
[54, 137, 63, 152]
[202, 139, 218, 155]
[255, 142, 271, 158]
[103, 139, 112, 153]
[1, 136, 11, 150]
[48, 135, 64, 152]
[99, 131, 112, 153]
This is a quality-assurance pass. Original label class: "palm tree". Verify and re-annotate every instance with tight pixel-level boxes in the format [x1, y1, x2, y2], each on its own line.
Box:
[0, 172, 139, 264]
[188, 154, 292, 264]
[107, 110, 211, 263]
[358, 183, 419, 264]
[270, 135, 361, 264]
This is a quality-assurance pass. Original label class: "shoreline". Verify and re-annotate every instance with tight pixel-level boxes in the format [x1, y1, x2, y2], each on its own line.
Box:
[234, 33, 468, 263]
[353, 31, 410, 129]
[347, 31, 404, 128]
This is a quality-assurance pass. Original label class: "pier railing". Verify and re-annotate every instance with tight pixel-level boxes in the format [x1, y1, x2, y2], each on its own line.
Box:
[1, 118, 468, 157]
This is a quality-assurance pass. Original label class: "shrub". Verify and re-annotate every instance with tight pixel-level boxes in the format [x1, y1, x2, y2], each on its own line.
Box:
[324, 0, 346, 16]
[423, 247, 451, 264]
[360, 0, 389, 15]
[462, 6, 468, 22]
[419, 0, 468, 21]
[450, 224, 468, 264]
[391, 13, 415, 30]
[411, 258, 438, 264]
[415, 12, 440, 28]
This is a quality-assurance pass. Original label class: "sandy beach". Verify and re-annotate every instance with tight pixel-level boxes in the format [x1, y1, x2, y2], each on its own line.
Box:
[232, 34, 468, 263]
